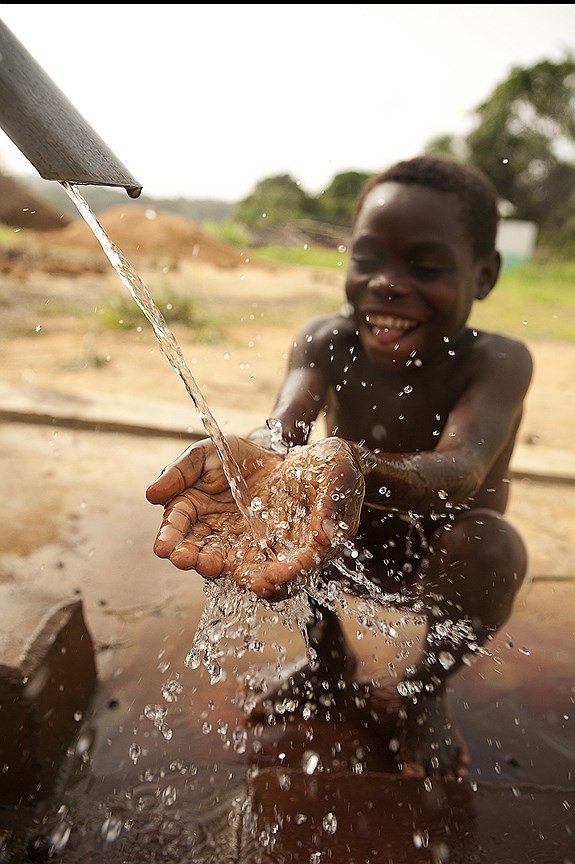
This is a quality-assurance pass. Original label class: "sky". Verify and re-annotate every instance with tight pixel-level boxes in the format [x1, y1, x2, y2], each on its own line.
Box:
[0, 4, 574, 203]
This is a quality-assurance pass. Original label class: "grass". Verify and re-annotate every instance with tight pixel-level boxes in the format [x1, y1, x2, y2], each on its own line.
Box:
[470, 261, 575, 342]
[96, 287, 223, 343]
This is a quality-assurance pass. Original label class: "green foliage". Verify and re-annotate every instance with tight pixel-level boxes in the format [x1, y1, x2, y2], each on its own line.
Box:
[227, 58, 575, 260]
[424, 135, 467, 161]
[97, 288, 206, 333]
[315, 171, 372, 226]
[0, 225, 18, 244]
[203, 219, 250, 247]
[234, 174, 316, 228]
[466, 58, 575, 228]
[232, 171, 372, 233]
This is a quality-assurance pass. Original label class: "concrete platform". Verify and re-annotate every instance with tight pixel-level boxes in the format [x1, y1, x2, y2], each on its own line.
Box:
[0, 395, 573, 863]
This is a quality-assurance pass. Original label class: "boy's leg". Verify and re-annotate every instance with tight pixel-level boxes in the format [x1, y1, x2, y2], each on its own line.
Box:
[392, 510, 528, 778]
[244, 597, 359, 719]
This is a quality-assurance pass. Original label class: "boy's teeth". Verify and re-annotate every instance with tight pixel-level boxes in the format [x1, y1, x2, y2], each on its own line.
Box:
[365, 314, 414, 330]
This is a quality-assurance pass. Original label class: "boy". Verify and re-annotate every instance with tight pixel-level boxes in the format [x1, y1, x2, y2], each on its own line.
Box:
[146, 155, 532, 779]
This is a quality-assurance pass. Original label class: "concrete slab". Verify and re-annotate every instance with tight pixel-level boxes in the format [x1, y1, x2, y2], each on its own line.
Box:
[0, 415, 572, 862]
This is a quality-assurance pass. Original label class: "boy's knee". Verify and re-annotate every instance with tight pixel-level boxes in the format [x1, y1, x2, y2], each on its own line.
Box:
[434, 510, 528, 590]
[423, 512, 528, 630]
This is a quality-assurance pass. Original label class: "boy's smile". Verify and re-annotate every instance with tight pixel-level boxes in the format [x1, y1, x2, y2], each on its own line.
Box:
[345, 181, 495, 367]
[364, 311, 419, 347]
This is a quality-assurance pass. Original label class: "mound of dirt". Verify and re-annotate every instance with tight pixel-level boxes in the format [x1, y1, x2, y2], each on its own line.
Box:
[0, 171, 71, 230]
[34, 204, 248, 268]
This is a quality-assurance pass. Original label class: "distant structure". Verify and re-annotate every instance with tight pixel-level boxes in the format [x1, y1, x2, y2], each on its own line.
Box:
[497, 219, 538, 268]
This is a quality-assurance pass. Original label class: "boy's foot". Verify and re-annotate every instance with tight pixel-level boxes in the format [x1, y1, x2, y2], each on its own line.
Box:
[241, 656, 364, 721]
[390, 694, 471, 780]
[242, 667, 470, 780]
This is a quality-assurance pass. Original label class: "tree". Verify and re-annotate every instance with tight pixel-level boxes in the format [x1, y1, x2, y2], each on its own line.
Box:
[315, 170, 372, 226]
[441, 57, 575, 253]
[233, 174, 315, 228]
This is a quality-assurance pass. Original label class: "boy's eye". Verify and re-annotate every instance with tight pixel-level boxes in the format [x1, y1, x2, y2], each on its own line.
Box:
[351, 253, 381, 270]
[409, 261, 446, 279]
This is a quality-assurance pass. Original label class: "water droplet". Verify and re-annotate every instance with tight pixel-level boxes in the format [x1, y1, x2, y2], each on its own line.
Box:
[50, 822, 71, 852]
[432, 840, 450, 862]
[161, 678, 183, 702]
[302, 749, 320, 774]
[129, 743, 141, 764]
[322, 812, 338, 834]
[101, 816, 123, 843]
[413, 828, 429, 847]
[162, 785, 177, 806]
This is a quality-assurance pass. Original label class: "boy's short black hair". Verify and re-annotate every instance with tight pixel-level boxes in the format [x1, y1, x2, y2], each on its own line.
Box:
[353, 155, 500, 259]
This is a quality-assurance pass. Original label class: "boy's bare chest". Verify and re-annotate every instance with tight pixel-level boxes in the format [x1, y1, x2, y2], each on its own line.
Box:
[325, 355, 467, 451]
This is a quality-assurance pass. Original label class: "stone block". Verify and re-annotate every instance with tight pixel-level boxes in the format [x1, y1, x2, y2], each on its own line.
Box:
[0, 588, 97, 805]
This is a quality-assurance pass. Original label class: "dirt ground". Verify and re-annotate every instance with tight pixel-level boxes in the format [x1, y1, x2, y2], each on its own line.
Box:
[1, 207, 574, 579]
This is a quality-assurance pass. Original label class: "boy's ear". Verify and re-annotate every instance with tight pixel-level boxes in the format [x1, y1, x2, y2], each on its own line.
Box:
[475, 250, 501, 300]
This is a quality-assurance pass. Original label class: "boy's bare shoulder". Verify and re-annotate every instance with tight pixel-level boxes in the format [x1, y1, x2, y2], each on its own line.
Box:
[471, 329, 532, 361]
[469, 329, 533, 387]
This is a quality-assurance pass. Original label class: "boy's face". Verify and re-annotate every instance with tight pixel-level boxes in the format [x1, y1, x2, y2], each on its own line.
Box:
[344, 181, 498, 368]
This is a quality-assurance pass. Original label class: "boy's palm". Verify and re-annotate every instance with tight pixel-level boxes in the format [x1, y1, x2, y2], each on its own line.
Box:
[146, 435, 364, 599]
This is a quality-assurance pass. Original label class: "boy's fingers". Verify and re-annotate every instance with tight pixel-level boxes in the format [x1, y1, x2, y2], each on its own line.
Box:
[146, 441, 219, 505]
[146, 465, 192, 504]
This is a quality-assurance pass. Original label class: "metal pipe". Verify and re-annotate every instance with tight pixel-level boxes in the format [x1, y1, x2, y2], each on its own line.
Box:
[0, 18, 142, 198]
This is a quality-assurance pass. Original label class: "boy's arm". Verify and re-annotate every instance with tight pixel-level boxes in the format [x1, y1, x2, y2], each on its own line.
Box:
[248, 318, 333, 452]
[357, 337, 533, 515]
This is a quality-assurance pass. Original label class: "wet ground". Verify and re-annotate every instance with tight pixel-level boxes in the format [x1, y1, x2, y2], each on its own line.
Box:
[0, 418, 573, 863]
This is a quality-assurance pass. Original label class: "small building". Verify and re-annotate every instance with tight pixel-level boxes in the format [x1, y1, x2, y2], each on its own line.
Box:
[497, 219, 538, 269]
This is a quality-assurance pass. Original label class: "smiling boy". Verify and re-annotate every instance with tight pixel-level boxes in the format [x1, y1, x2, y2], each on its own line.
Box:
[146, 155, 532, 779]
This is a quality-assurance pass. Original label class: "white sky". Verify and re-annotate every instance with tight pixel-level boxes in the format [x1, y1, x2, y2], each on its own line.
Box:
[1, 4, 574, 202]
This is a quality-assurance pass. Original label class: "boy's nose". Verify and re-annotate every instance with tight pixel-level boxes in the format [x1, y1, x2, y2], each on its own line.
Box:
[367, 272, 409, 297]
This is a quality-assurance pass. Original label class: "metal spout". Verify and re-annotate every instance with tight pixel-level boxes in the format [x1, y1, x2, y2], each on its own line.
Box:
[0, 19, 142, 198]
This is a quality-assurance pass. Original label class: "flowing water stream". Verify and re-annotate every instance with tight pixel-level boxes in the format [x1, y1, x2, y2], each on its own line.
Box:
[62, 182, 269, 548]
